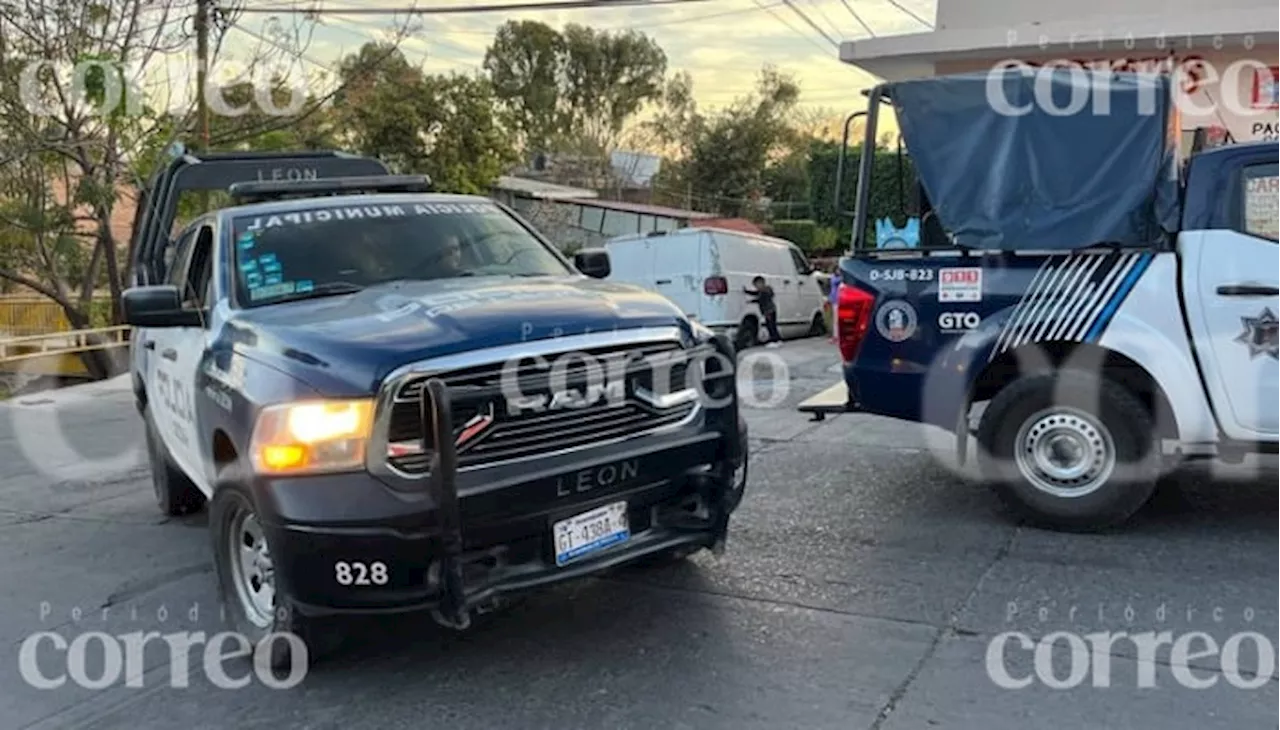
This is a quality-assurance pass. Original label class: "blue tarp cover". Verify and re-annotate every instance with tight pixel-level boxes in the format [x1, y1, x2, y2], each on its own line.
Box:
[888, 68, 1182, 250]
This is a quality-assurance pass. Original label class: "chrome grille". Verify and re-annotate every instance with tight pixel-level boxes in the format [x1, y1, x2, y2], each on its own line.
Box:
[382, 340, 698, 474]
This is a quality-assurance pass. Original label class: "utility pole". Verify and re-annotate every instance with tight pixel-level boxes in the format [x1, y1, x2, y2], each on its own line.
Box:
[195, 0, 211, 150]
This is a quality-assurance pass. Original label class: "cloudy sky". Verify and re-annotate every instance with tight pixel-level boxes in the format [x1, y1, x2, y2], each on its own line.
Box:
[208, 0, 935, 114]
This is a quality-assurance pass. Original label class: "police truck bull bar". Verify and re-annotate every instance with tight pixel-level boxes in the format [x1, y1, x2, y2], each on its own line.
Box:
[420, 377, 472, 630]
[416, 334, 745, 631]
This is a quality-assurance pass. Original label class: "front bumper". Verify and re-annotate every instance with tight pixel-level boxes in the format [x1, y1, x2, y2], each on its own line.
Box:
[259, 429, 744, 621]
[258, 332, 746, 626]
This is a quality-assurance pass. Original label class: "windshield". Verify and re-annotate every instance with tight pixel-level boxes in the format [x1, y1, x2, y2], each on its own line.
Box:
[230, 199, 572, 307]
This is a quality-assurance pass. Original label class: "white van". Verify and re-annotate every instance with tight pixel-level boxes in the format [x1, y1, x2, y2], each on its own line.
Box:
[603, 227, 827, 349]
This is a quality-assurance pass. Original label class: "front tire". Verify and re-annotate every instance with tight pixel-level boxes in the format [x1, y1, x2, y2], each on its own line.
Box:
[976, 371, 1159, 532]
[143, 407, 205, 517]
[209, 482, 344, 673]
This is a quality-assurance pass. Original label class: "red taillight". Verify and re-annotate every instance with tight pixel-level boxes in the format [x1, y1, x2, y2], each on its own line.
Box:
[836, 284, 875, 362]
[704, 276, 728, 295]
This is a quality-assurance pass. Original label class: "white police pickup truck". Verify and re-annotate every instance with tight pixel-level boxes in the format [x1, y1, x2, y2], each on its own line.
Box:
[122, 151, 748, 668]
[807, 68, 1277, 531]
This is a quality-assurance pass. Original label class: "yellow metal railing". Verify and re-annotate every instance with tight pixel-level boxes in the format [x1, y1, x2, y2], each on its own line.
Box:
[0, 295, 114, 338]
[0, 326, 132, 365]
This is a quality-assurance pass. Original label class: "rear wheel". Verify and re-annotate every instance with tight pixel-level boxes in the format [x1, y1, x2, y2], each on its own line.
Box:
[143, 406, 205, 516]
[735, 316, 759, 351]
[808, 311, 826, 336]
[210, 482, 344, 673]
[976, 371, 1159, 532]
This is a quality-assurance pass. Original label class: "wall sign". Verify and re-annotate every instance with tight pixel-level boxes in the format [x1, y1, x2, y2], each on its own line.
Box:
[1251, 67, 1279, 110]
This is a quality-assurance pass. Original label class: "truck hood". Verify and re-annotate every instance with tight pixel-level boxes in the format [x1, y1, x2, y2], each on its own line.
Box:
[220, 276, 691, 396]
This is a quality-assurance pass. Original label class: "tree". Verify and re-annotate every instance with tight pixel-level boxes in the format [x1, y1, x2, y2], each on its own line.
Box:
[483, 20, 563, 155]
[482, 21, 667, 159]
[680, 66, 800, 218]
[332, 43, 434, 172]
[559, 24, 666, 155]
[330, 43, 515, 194]
[0, 1, 332, 376]
[417, 73, 517, 194]
[0, 0, 198, 376]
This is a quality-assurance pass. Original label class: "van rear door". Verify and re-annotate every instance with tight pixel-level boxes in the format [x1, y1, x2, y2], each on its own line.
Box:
[650, 231, 707, 320]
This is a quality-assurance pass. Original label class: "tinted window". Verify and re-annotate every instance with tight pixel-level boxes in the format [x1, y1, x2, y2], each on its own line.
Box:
[230, 199, 571, 307]
[1241, 162, 1278, 241]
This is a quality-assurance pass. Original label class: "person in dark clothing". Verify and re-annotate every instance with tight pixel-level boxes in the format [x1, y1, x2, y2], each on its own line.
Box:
[745, 275, 783, 347]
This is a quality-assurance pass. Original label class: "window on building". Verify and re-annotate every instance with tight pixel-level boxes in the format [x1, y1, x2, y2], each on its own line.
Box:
[509, 196, 534, 215]
[1240, 162, 1278, 241]
[579, 206, 604, 232]
[601, 210, 640, 237]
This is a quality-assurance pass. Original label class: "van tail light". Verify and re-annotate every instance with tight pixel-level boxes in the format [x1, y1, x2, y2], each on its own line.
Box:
[703, 276, 728, 295]
[836, 284, 876, 362]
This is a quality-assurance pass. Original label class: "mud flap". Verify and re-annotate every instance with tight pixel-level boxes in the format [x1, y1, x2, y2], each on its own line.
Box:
[421, 378, 471, 630]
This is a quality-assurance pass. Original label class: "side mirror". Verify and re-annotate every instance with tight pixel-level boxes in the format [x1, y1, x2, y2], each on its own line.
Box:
[122, 285, 203, 328]
[574, 248, 611, 279]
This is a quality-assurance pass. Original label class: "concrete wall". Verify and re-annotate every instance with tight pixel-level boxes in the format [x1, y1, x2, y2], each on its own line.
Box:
[509, 198, 605, 253]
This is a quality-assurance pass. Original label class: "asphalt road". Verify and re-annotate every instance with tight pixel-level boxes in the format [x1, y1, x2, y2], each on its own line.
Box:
[0, 336, 1275, 730]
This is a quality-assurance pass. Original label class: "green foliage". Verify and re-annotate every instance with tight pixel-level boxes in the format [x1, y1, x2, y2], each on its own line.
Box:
[769, 219, 817, 250]
[806, 141, 919, 245]
[678, 67, 800, 218]
[417, 74, 519, 194]
[483, 21, 564, 153]
[812, 225, 840, 252]
[328, 44, 517, 194]
[484, 20, 667, 155]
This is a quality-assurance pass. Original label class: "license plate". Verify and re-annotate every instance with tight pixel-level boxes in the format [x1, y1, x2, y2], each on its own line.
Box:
[553, 501, 630, 567]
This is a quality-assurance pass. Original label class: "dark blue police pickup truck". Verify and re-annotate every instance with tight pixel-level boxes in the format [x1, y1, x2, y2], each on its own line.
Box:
[123, 151, 748, 668]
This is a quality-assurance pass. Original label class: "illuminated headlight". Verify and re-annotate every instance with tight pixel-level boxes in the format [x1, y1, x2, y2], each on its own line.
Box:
[249, 400, 375, 475]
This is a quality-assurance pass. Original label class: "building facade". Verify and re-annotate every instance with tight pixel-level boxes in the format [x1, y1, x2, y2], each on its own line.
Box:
[840, 0, 1278, 148]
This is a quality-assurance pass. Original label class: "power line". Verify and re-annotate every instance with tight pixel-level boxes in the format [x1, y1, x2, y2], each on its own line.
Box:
[837, 0, 874, 37]
[419, 0, 787, 33]
[232, 0, 720, 15]
[803, 0, 845, 41]
[878, 0, 932, 29]
[207, 13, 420, 145]
[753, 0, 837, 59]
[778, 0, 838, 48]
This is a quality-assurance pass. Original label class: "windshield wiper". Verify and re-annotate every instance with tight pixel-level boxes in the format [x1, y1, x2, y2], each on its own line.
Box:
[261, 281, 364, 305]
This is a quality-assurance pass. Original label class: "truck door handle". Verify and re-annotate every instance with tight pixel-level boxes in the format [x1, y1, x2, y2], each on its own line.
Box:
[1217, 284, 1279, 297]
[655, 279, 672, 285]
[143, 340, 155, 351]
[161, 348, 178, 362]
